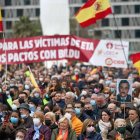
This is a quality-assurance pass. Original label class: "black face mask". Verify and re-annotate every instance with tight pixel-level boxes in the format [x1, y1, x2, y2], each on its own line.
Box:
[45, 120, 51, 126]
[85, 110, 92, 116]
[10, 91, 14, 97]
[18, 98, 25, 104]
[55, 114, 60, 122]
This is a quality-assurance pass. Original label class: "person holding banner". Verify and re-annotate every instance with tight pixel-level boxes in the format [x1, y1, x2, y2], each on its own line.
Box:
[117, 80, 132, 103]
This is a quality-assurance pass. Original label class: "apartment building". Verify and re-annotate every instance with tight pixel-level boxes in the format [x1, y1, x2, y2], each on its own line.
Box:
[1, 0, 140, 53]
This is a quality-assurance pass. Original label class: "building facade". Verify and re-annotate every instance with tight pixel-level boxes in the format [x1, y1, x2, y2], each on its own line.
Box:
[1, 0, 140, 53]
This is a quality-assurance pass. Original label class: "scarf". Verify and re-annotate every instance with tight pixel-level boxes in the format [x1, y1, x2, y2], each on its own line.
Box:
[56, 129, 68, 140]
[98, 119, 112, 132]
[33, 125, 42, 140]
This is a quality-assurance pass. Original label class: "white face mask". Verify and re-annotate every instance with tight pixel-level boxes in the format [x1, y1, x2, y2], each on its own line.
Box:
[11, 104, 18, 111]
[64, 113, 71, 120]
[86, 126, 95, 132]
[25, 84, 30, 90]
[33, 118, 41, 126]
[15, 138, 22, 140]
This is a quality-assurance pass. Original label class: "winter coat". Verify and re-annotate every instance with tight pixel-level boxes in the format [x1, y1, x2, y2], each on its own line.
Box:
[71, 115, 83, 136]
[126, 118, 139, 133]
[24, 125, 51, 140]
[78, 132, 102, 140]
[22, 115, 33, 129]
[51, 128, 77, 140]
[0, 123, 24, 140]
[108, 129, 132, 140]
[132, 122, 140, 140]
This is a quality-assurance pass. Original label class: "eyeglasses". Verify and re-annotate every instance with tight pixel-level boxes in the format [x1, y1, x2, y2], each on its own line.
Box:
[87, 124, 94, 127]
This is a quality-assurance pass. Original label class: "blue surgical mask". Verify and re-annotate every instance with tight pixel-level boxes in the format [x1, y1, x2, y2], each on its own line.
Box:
[105, 80, 112, 85]
[45, 94, 49, 99]
[110, 88, 115, 93]
[21, 114, 27, 119]
[29, 104, 36, 112]
[10, 117, 19, 124]
[90, 100, 96, 106]
[75, 108, 81, 115]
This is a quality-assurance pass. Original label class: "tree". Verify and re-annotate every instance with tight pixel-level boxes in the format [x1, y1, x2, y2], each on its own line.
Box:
[13, 16, 42, 38]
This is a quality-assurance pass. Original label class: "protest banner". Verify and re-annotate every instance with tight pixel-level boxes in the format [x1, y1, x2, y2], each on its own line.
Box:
[0, 35, 129, 68]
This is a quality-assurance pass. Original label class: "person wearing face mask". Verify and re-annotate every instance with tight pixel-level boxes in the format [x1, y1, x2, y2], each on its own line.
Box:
[0, 111, 24, 140]
[19, 103, 33, 128]
[18, 91, 29, 104]
[65, 107, 83, 136]
[28, 99, 38, 117]
[84, 103, 98, 121]
[108, 118, 132, 140]
[78, 119, 102, 140]
[96, 93, 108, 116]
[74, 101, 90, 122]
[45, 112, 58, 131]
[25, 111, 51, 140]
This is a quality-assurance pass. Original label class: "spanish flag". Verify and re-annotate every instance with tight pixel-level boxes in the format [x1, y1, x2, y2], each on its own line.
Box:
[130, 52, 140, 75]
[0, 8, 3, 32]
[75, 0, 112, 27]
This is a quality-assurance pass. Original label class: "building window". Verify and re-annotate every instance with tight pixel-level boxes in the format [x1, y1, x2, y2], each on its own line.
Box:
[5, 0, 12, 6]
[135, 5, 140, 13]
[114, 6, 121, 14]
[82, 0, 87, 3]
[102, 19, 109, 26]
[1, 10, 5, 18]
[135, 30, 140, 38]
[36, 8, 40, 16]
[17, 9, 23, 17]
[24, 0, 30, 5]
[74, 7, 80, 14]
[6, 21, 12, 29]
[122, 18, 129, 26]
[114, 30, 121, 38]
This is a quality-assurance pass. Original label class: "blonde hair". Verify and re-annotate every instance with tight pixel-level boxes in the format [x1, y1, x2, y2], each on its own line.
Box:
[45, 112, 56, 122]
[82, 119, 95, 133]
[59, 116, 72, 128]
[114, 118, 126, 129]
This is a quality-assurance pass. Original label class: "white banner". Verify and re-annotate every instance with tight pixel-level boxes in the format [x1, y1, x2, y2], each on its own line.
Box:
[89, 40, 129, 68]
[40, 0, 70, 35]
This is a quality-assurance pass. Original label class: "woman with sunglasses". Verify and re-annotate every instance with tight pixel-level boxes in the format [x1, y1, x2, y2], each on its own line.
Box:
[78, 119, 102, 140]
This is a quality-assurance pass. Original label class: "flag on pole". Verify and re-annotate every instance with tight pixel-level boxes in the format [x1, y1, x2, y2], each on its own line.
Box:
[25, 70, 39, 88]
[130, 52, 140, 75]
[29, 72, 39, 88]
[75, 0, 112, 27]
[0, 8, 3, 32]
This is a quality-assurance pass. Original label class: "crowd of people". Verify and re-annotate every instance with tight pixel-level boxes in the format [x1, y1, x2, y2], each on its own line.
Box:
[0, 62, 140, 140]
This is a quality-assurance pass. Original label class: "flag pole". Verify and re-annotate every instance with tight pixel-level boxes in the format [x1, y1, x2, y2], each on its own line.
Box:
[2, 32, 8, 85]
[112, 13, 129, 68]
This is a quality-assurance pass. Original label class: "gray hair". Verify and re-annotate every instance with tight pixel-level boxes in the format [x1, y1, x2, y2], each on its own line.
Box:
[66, 92, 75, 98]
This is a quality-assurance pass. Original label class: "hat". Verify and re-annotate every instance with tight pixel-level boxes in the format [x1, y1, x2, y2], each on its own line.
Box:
[28, 97, 42, 106]
[19, 103, 30, 113]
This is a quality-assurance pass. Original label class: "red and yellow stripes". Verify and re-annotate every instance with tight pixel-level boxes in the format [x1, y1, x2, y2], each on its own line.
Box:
[130, 52, 140, 75]
[75, 0, 112, 27]
[0, 8, 3, 32]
